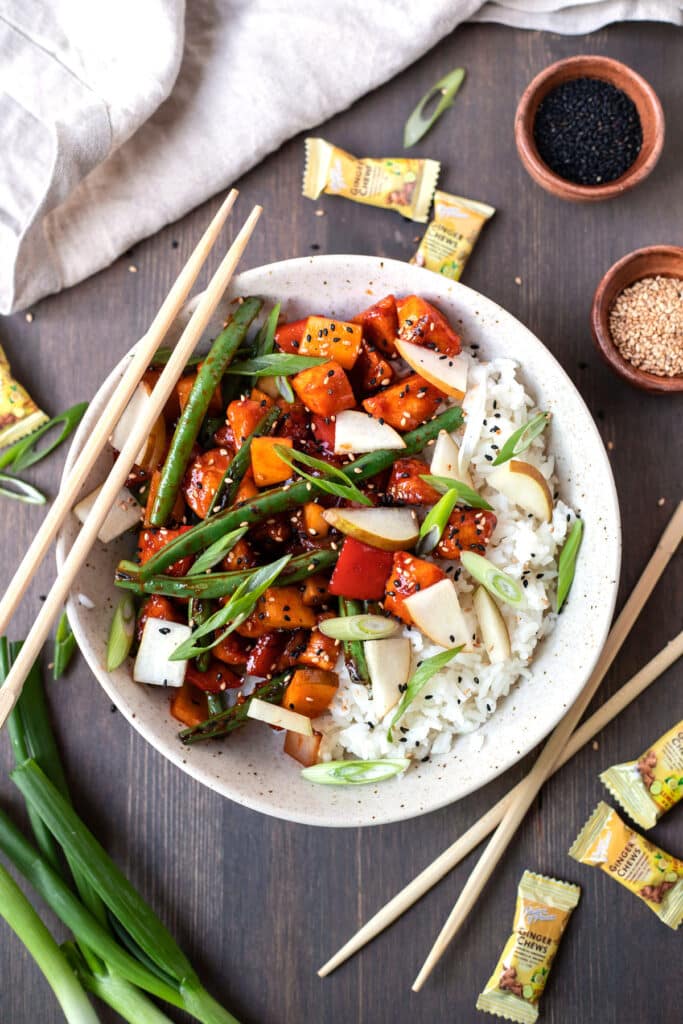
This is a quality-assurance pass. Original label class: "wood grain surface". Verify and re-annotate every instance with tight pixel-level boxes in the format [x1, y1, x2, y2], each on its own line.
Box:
[1, 21, 681, 1024]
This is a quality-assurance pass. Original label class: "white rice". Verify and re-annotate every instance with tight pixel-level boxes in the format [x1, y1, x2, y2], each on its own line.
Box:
[316, 349, 576, 764]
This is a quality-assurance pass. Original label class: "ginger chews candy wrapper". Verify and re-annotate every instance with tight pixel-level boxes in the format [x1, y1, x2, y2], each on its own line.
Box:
[412, 190, 494, 280]
[0, 344, 47, 447]
[302, 138, 439, 223]
[600, 720, 683, 829]
[476, 870, 580, 1023]
[569, 801, 683, 929]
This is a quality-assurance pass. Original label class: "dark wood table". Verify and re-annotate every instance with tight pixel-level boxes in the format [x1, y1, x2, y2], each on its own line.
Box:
[1, 21, 681, 1024]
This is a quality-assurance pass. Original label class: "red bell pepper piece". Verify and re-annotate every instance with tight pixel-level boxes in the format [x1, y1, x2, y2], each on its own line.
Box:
[274, 318, 309, 354]
[328, 537, 393, 600]
[310, 413, 335, 449]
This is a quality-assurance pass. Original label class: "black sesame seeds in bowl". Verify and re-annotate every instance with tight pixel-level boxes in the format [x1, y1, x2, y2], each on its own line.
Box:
[515, 56, 665, 202]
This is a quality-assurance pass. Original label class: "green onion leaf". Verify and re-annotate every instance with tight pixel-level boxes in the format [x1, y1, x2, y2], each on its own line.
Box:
[420, 474, 493, 510]
[416, 489, 460, 554]
[149, 348, 202, 368]
[461, 551, 524, 607]
[0, 402, 88, 473]
[0, 472, 46, 504]
[388, 648, 462, 741]
[273, 444, 372, 507]
[403, 67, 466, 149]
[106, 596, 136, 671]
[226, 353, 327, 376]
[169, 554, 292, 660]
[187, 527, 248, 576]
[318, 614, 399, 642]
[53, 611, 77, 680]
[556, 518, 583, 612]
[276, 375, 295, 403]
[255, 302, 281, 357]
[492, 411, 551, 466]
[301, 758, 410, 786]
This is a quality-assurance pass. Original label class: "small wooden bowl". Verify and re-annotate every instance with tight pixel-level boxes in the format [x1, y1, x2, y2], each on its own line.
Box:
[515, 56, 665, 202]
[591, 246, 683, 393]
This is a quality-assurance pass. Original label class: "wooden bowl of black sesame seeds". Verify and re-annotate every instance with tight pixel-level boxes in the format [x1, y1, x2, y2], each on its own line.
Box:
[591, 245, 683, 393]
[515, 56, 665, 202]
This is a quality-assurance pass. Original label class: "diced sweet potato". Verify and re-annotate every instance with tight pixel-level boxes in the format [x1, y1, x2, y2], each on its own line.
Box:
[236, 586, 317, 637]
[435, 508, 497, 560]
[185, 660, 241, 693]
[227, 398, 267, 449]
[302, 573, 331, 606]
[396, 296, 461, 356]
[250, 387, 275, 410]
[351, 340, 395, 396]
[214, 633, 250, 667]
[303, 502, 329, 538]
[136, 595, 183, 642]
[144, 469, 185, 526]
[137, 527, 194, 577]
[250, 436, 293, 487]
[353, 295, 399, 355]
[278, 629, 310, 670]
[177, 373, 223, 415]
[234, 468, 259, 504]
[246, 632, 288, 676]
[170, 681, 208, 728]
[220, 537, 257, 572]
[383, 551, 447, 624]
[386, 457, 442, 506]
[283, 667, 338, 718]
[182, 448, 231, 519]
[362, 373, 442, 431]
[274, 318, 309, 354]
[283, 729, 321, 767]
[291, 361, 356, 417]
[299, 317, 362, 369]
[297, 627, 339, 672]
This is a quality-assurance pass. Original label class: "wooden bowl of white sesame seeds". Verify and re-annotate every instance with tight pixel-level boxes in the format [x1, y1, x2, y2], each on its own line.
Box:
[591, 245, 683, 393]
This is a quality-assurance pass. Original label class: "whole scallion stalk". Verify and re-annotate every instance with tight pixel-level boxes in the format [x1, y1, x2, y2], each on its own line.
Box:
[63, 942, 176, 1024]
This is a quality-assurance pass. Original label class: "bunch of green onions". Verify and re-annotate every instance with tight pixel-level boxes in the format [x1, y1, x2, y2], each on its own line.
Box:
[0, 638, 239, 1024]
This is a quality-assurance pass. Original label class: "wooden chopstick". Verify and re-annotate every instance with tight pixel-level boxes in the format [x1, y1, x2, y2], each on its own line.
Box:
[0, 203, 262, 730]
[412, 500, 683, 990]
[319, 501, 683, 980]
[0, 189, 237, 642]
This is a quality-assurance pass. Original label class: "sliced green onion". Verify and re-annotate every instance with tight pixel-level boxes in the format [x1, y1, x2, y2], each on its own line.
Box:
[255, 303, 281, 357]
[492, 411, 551, 466]
[556, 518, 583, 612]
[53, 611, 77, 680]
[0, 472, 46, 504]
[0, 863, 100, 1024]
[276, 375, 295, 403]
[0, 402, 88, 473]
[388, 648, 462, 741]
[403, 67, 465, 148]
[169, 554, 292, 661]
[149, 348, 202, 368]
[188, 527, 248, 576]
[461, 551, 524, 607]
[318, 614, 398, 642]
[226, 353, 326, 376]
[273, 444, 372, 507]
[301, 758, 410, 786]
[420, 474, 493, 510]
[416, 489, 460, 555]
[106, 596, 136, 671]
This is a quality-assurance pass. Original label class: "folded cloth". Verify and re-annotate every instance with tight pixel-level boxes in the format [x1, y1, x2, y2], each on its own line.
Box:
[1, 0, 680, 313]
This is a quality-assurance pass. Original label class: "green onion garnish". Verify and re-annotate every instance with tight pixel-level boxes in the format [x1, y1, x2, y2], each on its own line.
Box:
[53, 611, 77, 680]
[273, 444, 372, 506]
[318, 614, 399, 642]
[276, 375, 295, 403]
[0, 473, 46, 505]
[226, 353, 327, 376]
[150, 348, 202, 368]
[255, 302, 281, 357]
[388, 648, 462, 741]
[169, 554, 291, 661]
[556, 518, 583, 612]
[492, 411, 551, 466]
[0, 402, 88, 473]
[301, 759, 410, 786]
[460, 551, 524, 607]
[106, 596, 136, 671]
[420, 474, 493, 510]
[403, 67, 466, 149]
[416, 489, 460, 555]
[187, 526, 248, 576]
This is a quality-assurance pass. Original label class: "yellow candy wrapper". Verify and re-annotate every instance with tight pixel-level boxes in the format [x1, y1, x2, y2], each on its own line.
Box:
[302, 137, 439, 223]
[0, 344, 47, 447]
[476, 871, 580, 1024]
[569, 802, 683, 929]
[412, 190, 494, 280]
[600, 721, 683, 829]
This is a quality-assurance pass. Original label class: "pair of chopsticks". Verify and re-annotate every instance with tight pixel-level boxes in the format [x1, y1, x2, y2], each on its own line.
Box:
[0, 191, 262, 728]
[320, 501, 683, 987]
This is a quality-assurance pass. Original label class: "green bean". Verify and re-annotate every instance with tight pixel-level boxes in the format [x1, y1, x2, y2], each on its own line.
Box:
[179, 675, 289, 744]
[209, 404, 280, 514]
[150, 298, 262, 526]
[206, 694, 226, 717]
[339, 598, 369, 683]
[131, 405, 464, 579]
[116, 549, 337, 599]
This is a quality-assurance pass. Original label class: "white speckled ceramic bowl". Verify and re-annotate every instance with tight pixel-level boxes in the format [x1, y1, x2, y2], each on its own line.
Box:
[57, 256, 621, 827]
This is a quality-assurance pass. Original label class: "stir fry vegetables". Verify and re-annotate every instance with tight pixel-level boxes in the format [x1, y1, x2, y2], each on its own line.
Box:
[91, 292, 577, 776]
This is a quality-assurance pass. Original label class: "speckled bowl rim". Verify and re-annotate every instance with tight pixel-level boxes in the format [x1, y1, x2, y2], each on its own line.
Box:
[56, 256, 621, 828]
